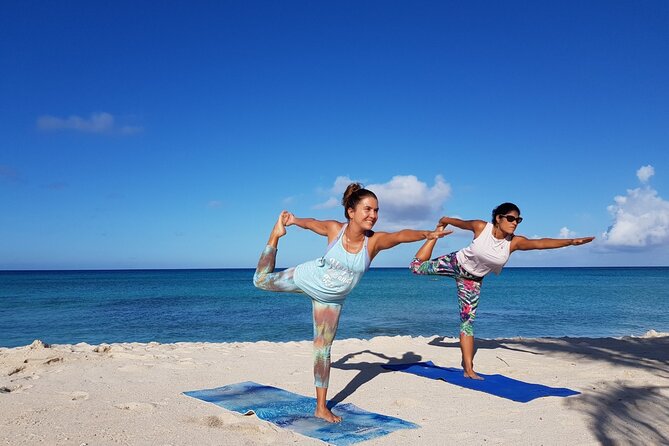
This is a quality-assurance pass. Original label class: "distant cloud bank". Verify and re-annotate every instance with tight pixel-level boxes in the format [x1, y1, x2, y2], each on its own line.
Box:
[37, 112, 142, 135]
[313, 197, 339, 209]
[315, 174, 451, 229]
[559, 227, 577, 238]
[602, 165, 669, 248]
[368, 175, 451, 229]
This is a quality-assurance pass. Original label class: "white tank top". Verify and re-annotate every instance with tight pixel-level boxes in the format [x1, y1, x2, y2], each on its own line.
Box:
[456, 222, 512, 277]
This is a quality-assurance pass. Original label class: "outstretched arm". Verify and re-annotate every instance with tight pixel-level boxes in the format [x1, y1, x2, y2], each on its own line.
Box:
[414, 217, 486, 261]
[439, 216, 487, 236]
[369, 228, 451, 260]
[511, 235, 595, 252]
[284, 212, 342, 240]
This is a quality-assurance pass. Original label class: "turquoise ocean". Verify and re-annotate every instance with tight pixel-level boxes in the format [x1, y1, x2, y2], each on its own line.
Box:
[1, 267, 668, 348]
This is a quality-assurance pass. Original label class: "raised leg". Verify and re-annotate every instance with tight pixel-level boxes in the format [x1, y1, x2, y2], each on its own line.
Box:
[409, 251, 459, 277]
[267, 211, 289, 248]
[253, 212, 302, 293]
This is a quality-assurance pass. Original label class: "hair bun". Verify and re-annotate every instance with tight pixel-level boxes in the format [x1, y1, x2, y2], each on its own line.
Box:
[342, 183, 363, 206]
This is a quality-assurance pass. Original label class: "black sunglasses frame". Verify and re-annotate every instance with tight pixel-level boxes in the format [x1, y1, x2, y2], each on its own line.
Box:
[499, 214, 523, 224]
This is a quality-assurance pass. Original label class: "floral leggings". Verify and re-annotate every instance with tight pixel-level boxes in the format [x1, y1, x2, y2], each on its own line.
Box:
[253, 245, 341, 388]
[410, 252, 482, 336]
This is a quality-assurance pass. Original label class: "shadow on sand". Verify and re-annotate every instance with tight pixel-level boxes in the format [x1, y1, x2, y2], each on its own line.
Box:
[428, 334, 669, 444]
[328, 350, 423, 408]
[427, 335, 669, 376]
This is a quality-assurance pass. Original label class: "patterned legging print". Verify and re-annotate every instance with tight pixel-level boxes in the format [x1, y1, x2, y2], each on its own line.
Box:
[409, 252, 482, 336]
[253, 245, 342, 388]
[252, 246, 302, 293]
[312, 300, 342, 388]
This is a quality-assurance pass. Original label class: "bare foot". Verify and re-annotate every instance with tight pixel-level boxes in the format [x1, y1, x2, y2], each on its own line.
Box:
[315, 406, 342, 423]
[463, 370, 484, 380]
[268, 212, 288, 246]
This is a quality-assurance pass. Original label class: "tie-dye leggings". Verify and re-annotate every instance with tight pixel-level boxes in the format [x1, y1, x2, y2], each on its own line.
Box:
[409, 252, 482, 337]
[253, 245, 342, 388]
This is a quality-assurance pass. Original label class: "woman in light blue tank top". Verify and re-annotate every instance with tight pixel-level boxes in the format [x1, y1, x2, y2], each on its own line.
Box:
[410, 202, 595, 380]
[253, 183, 450, 423]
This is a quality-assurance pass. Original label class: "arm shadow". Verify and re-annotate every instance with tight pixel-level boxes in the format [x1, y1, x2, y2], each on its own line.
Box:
[328, 350, 422, 408]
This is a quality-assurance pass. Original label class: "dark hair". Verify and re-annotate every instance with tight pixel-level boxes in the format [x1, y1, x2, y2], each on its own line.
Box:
[342, 183, 377, 220]
[491, 202, 521, 223]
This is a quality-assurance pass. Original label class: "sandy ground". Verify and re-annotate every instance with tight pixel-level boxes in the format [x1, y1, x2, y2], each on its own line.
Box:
[1, 332, 668, 445]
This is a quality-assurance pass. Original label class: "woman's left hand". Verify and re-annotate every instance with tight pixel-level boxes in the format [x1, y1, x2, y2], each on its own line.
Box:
[571, 236, 595, 245]
[427, 228, 452, 240]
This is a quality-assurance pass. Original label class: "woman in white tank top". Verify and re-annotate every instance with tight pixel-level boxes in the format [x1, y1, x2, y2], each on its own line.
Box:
[410, 202, 595, 380]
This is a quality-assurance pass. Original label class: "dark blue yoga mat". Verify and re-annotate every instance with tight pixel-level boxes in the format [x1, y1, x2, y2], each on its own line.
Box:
[184, 381, 418, 445]
[382, 361, 580, 403]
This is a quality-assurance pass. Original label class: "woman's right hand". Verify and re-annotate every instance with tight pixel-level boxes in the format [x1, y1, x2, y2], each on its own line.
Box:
[282, 211, 296, 227]
[426, 227, 452, 240]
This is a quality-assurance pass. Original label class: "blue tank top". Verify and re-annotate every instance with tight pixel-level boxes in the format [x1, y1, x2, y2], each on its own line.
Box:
[293, 225, 371, 304]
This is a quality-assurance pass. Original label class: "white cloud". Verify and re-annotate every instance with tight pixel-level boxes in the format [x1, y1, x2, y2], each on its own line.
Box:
[207, 200, 223, 208]
[313, 176, 358, 209]
[367, 175, 451, 229]
[602, 183, 669, 249]
[313, 197, 339, 209]
[37, 112, 143, 135]
[314, 174, 451, 229]
[331, 176, 355, 195]
[636, 165, 654, 183]
[559, 227, 576, 238]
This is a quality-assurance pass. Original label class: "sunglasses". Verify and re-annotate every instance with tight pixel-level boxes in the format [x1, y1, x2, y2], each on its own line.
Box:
[499, 214, 523, 224]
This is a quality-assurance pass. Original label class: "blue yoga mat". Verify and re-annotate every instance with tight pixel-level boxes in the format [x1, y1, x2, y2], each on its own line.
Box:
[382, 361, 580, 403]
[184, 381, 418, 445]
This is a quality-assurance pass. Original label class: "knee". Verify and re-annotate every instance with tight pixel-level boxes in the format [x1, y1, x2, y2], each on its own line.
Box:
[409, 258, 422, 274]
[313, 347, 332, 366]
[460, 323, 474, 337]
[252, 272, 264, 289]
[313, 335, 334, 354]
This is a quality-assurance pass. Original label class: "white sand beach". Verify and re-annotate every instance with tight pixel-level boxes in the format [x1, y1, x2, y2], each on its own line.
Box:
[2, 332, 668, 445]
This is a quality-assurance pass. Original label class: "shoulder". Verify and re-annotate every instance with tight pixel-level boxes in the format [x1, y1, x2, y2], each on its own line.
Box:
[332, 220, 346, 232]
[322, 220, 346, 241]
[365, 229, 386, 246]
[476, 220, 489, 229]
[510, 234, 528, 250]
[471, 220, 489, 236]
[324, 220, 345, 231]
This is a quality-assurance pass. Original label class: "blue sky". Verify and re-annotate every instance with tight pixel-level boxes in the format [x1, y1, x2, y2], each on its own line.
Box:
[1, 1, 668, 270]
